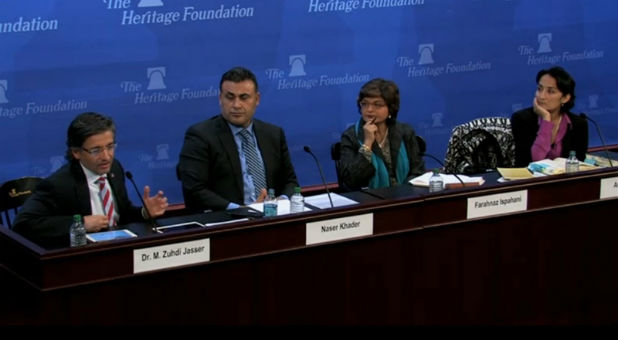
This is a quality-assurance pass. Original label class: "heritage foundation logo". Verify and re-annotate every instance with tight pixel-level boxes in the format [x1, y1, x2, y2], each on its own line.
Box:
[139, 143, 175, 169]
[120, 66, 218, 105]
[103, 0, 254, 26]
[397, 43, 491, 78]
[0, 79, 87, 119]
[518, 32, 604, 66]
[266, 54, 370, 90]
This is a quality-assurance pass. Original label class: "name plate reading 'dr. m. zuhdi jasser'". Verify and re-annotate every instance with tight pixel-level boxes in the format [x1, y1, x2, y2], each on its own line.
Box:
[133, 238, 210, 274]
[467, 190, 528, 219]
[306, 213, 373, 245]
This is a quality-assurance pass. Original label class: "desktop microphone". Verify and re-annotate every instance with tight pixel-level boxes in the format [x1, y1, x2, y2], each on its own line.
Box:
[125, 171, 159, 228]
[420, 152, 466, 188]
[303, 145, 334, 208]
[580, 113, 614, 167]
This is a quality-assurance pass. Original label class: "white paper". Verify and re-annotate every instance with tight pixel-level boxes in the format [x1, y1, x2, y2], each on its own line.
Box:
[304, 193, 358, 209]
[409, 172, 484, 187]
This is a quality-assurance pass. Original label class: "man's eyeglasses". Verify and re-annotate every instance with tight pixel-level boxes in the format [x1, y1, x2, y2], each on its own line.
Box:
[359, 101, 387, 110]
[81, 143, 117, 156]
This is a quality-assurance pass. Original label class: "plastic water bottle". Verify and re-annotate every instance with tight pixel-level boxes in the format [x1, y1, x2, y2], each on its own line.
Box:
[263, 188, 278, 217]
[428, 169, 444, 193]
[565, 150, 579, 173]
[290, 186, 305, 213]
[70, 214, 87, 247]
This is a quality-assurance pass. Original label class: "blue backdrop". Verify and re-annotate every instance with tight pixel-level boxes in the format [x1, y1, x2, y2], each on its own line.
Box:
[2, 0, 617, 205]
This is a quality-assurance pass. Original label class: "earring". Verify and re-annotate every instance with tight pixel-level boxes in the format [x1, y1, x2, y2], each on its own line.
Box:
[388, 115, 392, 119]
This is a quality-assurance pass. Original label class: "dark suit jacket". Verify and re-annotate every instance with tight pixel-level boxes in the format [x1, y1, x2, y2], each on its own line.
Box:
[511, 107, 588, 167]
[178, 115, 299, 211]
[13, 159, 142, 248]
[339, 119, 425, 190]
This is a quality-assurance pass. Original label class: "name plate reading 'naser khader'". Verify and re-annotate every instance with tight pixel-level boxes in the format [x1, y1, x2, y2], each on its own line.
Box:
[133, 238, 210, 274]
[467, 190, 528, 219]
[306, 213, 373, 245]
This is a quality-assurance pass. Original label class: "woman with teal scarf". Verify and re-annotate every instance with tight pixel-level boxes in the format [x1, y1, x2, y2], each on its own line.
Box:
[339, 78, 425, 190]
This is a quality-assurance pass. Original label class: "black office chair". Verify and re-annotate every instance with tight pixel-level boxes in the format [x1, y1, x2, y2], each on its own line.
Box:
[443, 117, 515, 174]
[0, 176, 42, 228]
[416, 135, 426, 156]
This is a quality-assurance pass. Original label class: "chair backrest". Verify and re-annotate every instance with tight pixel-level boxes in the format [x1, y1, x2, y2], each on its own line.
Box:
[443, 117, 515, 174]
[330, 142, 347, 191]
[0, 176, 42, 228]
[416, 135, 427, 156]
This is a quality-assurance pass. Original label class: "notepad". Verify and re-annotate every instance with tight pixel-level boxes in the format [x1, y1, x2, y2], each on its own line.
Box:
[497, 167, 534, 180]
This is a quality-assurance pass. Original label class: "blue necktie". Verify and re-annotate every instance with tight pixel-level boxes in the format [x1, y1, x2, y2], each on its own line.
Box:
[239, 129, 266, 199]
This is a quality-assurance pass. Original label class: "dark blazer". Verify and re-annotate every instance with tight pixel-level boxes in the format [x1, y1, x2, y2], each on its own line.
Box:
[511, 107, 588, 167]
[13, 159, 142, 248]
[339, 119, 425, 190]
[178, 115, 299, 212]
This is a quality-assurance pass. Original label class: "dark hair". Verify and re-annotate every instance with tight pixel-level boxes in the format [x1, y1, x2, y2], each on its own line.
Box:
[219, 66, 259, 92]
[356, 78, 400, 124]
[66, 112, 115, 160]
[536, 66, 576, 111]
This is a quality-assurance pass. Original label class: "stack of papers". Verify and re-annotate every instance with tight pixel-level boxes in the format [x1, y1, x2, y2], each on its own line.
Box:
[527, 158, 566, 175]
[496, 167, 534, 180]
[409, 172, 485, 188]
[527, 158, 599, 176]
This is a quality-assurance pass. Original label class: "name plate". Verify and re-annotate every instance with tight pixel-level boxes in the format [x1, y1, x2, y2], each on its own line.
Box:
[133, 238, 210, 274]
[306, 213, 373, 245]
[467, 190, 528, 219]
[600, 176, 618, 199]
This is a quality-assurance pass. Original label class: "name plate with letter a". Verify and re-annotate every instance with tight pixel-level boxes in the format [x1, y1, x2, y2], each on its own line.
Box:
[600, 176, 618, 199]
[133, 238, 210, 274]
[467, 190, 528, 219]
[306, 213, 373, 245]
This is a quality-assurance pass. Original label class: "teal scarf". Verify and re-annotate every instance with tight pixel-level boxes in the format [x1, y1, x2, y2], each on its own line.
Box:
[356, 121, 410, 188]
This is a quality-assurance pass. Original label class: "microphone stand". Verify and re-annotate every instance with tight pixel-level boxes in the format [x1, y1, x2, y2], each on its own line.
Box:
[420, 153, 467, 188]
[581, 113, 614, 167]
[125, 171, 160, 230]
[303, 146, 334, 208]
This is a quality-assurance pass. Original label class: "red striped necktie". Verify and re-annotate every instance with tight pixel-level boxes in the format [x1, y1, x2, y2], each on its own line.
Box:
[98, 176, 116, 227]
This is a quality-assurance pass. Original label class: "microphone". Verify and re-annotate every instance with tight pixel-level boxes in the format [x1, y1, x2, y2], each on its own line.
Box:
[125, 171, 159, 229]
[580, 113, 614, 167]
[419, 152, 467, 189]
[303, 145, 334, 208]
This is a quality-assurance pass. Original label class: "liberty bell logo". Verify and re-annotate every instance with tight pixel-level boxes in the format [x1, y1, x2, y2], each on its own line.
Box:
[156, 144, 170, 160]
[418, 44, 434, 65]
[138, 0, 164, 7]
[537, 33, 552, 53]
[147, 67, 166, 90]
[288, 55, 307, 77]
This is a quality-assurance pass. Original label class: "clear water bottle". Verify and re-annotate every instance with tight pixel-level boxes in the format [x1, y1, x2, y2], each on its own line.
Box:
[565, 150, 579, 173]
[428, 169, 444, 193]
[290, 186, 305, 213]
[70, 214, 87, 247]
[263, 188, 278, 217]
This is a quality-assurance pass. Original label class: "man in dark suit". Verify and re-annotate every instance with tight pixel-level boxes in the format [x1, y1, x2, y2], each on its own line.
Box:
[178, 66, 299, 212]
[13, 112, 168, 248]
